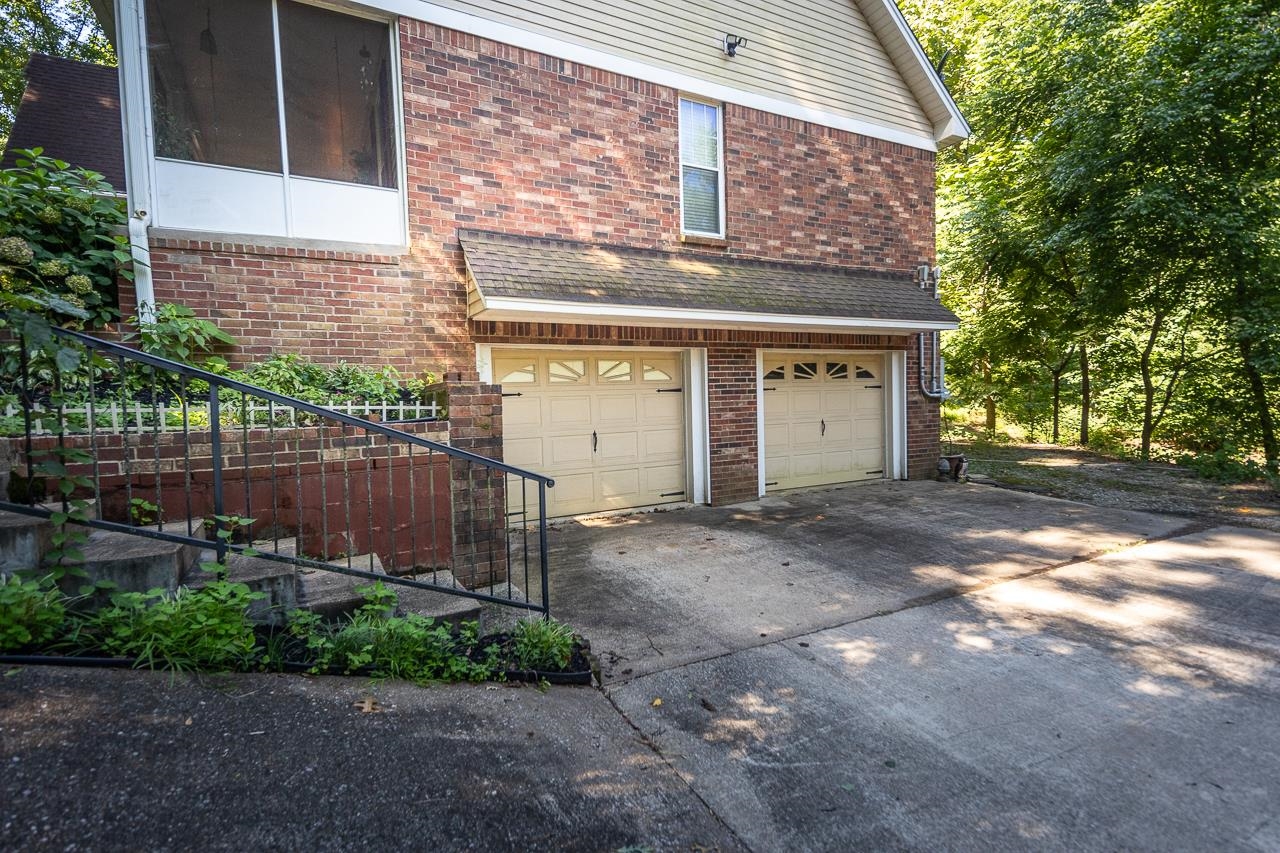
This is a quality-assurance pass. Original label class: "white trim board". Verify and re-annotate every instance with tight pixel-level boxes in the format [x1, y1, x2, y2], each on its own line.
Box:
[472, 295, 958, 334]
[373, 0, 944, 151]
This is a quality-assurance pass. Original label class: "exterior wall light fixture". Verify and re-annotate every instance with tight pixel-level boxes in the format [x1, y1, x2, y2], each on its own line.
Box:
[723, 34, 748, 57]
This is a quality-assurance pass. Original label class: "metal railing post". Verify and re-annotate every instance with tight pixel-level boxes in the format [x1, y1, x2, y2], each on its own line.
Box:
[210, 383, 226, 563]
[539, 481, 550, 617]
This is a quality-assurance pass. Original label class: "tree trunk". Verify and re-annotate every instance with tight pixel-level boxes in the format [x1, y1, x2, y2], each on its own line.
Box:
[1052, 372, 1061, 444]
[1240, 339, 1279, 471]
[983, 354, 997, 434]
[1079, 344, 1090, 446]
[1139, 312, 1165, 461]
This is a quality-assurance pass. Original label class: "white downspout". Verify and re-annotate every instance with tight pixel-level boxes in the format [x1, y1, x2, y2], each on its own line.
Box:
[114, 0, 156, 322]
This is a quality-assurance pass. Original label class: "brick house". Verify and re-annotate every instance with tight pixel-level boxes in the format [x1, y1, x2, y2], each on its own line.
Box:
[13, 0, 966, 519]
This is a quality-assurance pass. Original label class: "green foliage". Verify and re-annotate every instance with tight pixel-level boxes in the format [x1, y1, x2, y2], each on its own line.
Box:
[903, 0, 1280, 470]
[68, 580, 264, 672]
[0, 574, 65, 652]
[0, 148, 129, 326]
[1176, 445, 1277, 485]
[64, 580, 263, 672]
[287, 583, 500, 683]
[129, 303, 237, 367]
[511, 617, 575, 672]
[236, 353, 435, 407]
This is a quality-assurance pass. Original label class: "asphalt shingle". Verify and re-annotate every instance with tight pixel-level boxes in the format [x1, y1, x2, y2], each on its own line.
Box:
[460, 230, 958, 324]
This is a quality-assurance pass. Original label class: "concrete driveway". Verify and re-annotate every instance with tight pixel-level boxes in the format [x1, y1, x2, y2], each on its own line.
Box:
[551, 481, 1280, 851]
[3, 482, 1277, 851]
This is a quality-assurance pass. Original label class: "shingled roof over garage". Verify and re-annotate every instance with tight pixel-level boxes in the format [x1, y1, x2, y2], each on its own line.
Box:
[460, 229, 958, 332]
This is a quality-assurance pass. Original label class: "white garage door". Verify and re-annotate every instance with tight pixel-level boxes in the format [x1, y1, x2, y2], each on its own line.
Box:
[495, 350, 686, 518]
[763, 354, 886, 491]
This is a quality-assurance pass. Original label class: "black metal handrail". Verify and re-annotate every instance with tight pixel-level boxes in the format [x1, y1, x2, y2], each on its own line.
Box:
[2, 327, 555, 616]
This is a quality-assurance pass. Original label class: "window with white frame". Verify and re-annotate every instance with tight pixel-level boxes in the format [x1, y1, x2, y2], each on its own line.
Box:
[679, 97, 724, 237]
[145, 0, 403, 244]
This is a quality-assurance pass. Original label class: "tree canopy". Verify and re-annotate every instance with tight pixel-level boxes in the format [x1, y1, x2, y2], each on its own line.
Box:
[905, 0, 1280, 469]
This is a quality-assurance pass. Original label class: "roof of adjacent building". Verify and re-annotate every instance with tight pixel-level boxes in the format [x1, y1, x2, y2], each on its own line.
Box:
[459, 230, 958, 326]
[1, 54, 126, 191]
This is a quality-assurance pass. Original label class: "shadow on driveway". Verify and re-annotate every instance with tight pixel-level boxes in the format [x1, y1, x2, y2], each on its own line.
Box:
[548, 481, 1187, 680]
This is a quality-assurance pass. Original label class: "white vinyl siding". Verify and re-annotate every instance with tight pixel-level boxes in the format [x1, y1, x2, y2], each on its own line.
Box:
[418, 0, 934, 139]
[679, 98, 723, 238]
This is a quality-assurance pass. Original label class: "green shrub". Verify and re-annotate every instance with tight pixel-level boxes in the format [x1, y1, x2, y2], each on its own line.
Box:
[1177, 445, 1273, 484]
[511, 617, 575, 672]
[0, 148, 130, 327]
[288, 583, 499, 683]
[68, 578, 264, 672]
[0, 574, 66, 652]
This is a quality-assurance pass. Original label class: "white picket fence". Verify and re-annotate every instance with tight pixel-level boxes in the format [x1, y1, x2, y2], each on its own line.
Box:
[4, 399, 445, 437]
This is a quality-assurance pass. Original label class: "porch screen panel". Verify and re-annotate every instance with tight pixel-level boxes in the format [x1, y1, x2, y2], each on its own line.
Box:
[278, 1, 397, 189]
[146, 0, 282, 172]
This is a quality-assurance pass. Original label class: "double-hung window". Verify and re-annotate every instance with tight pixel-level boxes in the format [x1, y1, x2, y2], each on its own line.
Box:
[678, 97, 724, 238]
[145, 0, 403, 244]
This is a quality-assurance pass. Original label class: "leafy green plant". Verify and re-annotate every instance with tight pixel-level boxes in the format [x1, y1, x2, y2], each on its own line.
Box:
[0, 574, 66, 652]
[129, 497, 159, 526]
[1177, 445, 1275, 485]
[0, 148, 131, 328]
[511, 617, 575, 672]
[129, 302, 236, 367]
[66, 580, 264, 672]
[286, 584, 500, 683]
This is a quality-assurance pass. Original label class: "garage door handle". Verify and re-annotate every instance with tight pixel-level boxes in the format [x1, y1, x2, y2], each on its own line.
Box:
[592, 430, 598, 452]
[656, 387, 683, 393]
[821, 419, 826, 436]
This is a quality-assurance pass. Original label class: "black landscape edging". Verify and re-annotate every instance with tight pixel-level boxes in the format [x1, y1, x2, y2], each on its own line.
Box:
[0, 653, 596, 685]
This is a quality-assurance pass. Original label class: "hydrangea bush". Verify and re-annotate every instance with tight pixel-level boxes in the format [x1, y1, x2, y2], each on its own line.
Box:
[0, 148, 132, 327]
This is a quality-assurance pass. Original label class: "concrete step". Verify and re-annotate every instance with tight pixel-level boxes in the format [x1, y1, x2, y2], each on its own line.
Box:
[0, 502, 102, 574]
[187, 548, 299, 626]
[0, 511, 52, 574]
[64, 528, 202, 598]
[394, 572, 484, 625]
[295, 551, 387, 619]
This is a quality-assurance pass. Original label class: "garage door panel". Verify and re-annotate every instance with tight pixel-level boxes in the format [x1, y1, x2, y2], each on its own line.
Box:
[792, 421, 822, 448]
[503, 436, 544, 468]
[642, 463, 684, 493]
[642, 428, 683, 460]
[548, 396, 592, 427]
[790, 390, 822, 415]
[856, 419, 884, 448]
[597, 431, 639, 465]
[641, 394, 683, 422]
[764, 422, 789, 453]
[824, 419, 853, 444]
[504, 396, 542, 428]
[822, 449, 855, 476]
[599, 468, 641, 500]
[791, 452, 823, 478]
[553, 472, 595, 506]
[854, 390, 882, 416]
[598, 394, 639, 423]
[549, 435, 593, 466]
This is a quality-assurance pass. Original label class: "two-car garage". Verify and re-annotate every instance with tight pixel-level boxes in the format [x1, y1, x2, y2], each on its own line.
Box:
[491, 347, 890, 519]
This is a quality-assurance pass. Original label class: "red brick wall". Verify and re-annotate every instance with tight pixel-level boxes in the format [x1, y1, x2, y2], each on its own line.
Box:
[142, 18, 942, 504]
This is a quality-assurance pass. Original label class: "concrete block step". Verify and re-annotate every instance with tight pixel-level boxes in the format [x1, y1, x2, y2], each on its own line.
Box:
[64, 528, 202, 598]
[295, 553, 387, 620]
[0, 511, 52, 575]
[187, 549, 299, 625]
[394, 572, 483, 625]
[0, 502, 103, 575]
